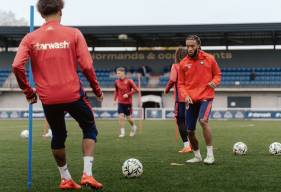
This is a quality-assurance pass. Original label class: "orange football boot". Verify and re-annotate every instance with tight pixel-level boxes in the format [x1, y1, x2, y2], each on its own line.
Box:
[59, 179, 81, 190]
[178, 146, 192, 153]
[80, 173, 103, 190]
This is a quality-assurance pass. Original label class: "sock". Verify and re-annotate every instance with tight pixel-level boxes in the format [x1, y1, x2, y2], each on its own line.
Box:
[193, 149, 202, 159]
[83, 156, 94, 176]
[207, 145, 214, 157]
[131, 124, 136, 130]
[58, 164, 72, 180]
[48, 129, 52, 135]
[183, 141, 190, 148]
[120, 128, 125, 135]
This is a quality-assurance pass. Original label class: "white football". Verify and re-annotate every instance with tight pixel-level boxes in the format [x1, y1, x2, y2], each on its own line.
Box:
[233, 142, 247, 155]
[20, 130, 29, 138]
[269, 142, 281, 155]
[122, 158, 143, 178]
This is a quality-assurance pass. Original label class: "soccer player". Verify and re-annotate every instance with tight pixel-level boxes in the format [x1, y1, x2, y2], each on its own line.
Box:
[114, 67, 139, 138]
[12, 0, 103, 190]
[178, 35, 221, 164]
[164, 47, 192, 153]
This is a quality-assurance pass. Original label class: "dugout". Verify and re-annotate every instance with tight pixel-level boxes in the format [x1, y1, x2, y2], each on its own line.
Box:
[141, 95, 162, 108]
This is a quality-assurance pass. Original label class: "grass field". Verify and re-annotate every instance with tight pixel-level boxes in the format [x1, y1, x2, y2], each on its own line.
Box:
[1, 120, 281, 192]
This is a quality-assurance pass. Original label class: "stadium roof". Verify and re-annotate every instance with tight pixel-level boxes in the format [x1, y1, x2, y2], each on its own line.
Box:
[0, 23, 281, 48]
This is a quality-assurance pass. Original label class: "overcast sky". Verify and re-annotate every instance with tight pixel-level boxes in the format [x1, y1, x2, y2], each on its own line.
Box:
[1, 0, 281, 26]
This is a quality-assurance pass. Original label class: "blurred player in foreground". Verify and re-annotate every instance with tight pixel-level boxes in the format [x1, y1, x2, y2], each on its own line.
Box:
[179, 35, 221, 164]
[164, 48, 192, 153]
[114, 67, 139, 138]
[12, 0, 103, 189]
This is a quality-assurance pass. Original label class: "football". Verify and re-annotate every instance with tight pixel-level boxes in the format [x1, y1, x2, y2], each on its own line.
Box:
[122, 158, 143, 178]
[233, 142, 247, 155]
[269, 142, 281, 155]
[20, 130, 29, 139]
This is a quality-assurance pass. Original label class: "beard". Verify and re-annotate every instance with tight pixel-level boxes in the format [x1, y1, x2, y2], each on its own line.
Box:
[188, 49, 199, 58]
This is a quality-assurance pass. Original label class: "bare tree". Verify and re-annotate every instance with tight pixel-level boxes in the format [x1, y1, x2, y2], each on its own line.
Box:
[0, 10, 27, 26]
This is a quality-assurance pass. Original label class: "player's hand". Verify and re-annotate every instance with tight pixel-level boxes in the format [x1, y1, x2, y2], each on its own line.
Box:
[97, 94, 103, 102]
[208, 81, 217, 89]
[27, 93, 37, 105]
[113, 100, 117, 105]
[123, 94, 129, 98]
[163, 91, 167, 96]
[185, 95, 193, 104]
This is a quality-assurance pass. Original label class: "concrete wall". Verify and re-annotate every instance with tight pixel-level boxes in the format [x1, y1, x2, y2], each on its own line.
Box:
[0, 91, 43, 109]
[214, 92, 281, 109]
[1, 91, 281, 109]
[159, 91, 281, 109]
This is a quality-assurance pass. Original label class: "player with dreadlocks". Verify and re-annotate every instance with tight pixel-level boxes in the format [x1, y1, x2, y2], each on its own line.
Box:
[178, 35, 221, 164]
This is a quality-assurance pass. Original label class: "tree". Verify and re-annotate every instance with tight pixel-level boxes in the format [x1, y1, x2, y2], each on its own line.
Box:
[0, 10, 27, 26]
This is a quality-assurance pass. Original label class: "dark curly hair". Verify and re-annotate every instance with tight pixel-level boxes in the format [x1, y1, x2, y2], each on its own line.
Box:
[186, 35, 201, 46]
[37, 0, 64, 16]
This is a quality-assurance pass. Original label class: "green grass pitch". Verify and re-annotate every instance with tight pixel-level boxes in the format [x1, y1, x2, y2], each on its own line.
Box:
[0, 120, 281, 192]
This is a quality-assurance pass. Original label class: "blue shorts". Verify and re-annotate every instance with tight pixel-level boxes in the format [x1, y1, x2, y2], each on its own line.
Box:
[118, 103, 132, 116]
[43, 97, 98, 149]
[185, 99, 213, 131]
[174, 102, 186, 119]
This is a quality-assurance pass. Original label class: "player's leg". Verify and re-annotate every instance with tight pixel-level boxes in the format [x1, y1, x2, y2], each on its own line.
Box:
[125, 104, 137, 137]
[177, 102, 191, 153]
[119, 114, 126, 137]
[127, 115, 137, 137]
[43, 104, 80, 189]
[42, 119, 49, 137]
[118, 103, 126, 138]
[186, 103, 202, 163]
[66, 97, 102, 189]
[42, 119, 52, 138]
[198, 100, 214, 164]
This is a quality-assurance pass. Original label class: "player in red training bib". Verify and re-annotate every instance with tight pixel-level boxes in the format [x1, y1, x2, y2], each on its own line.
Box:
[114, 67, 139, 138]
[164, 48, 192, 153]
[178, 35, 221, 164]
[12, 0, 103, 190]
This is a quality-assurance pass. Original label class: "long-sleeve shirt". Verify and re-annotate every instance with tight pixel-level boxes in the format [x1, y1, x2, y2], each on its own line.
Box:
[164, 64, 185, 102]
[178, 50, 221, 102]
[12, 20, 102, 105]
[114, 78, 139, 104]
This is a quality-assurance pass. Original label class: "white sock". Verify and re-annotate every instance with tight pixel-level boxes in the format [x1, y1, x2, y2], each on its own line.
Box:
[120, 128, 125, 135]
[58, 164, 72, 180]
[83, 156, 94, 176]
[193, 149, 202, 159]
[207, 145, 214, 157]
[183, 141, 190, 148]
[131, 124, 136, 130]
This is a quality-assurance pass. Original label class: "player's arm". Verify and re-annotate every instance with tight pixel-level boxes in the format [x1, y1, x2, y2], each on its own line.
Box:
[75, 29, 103, 99]
[208, 57, 222, 89]
[127, 80, 139, 96]
[178, 62, 192, 104]
[164, 65, 177, 94]
[164, 81, 175, 95]
[12, 34, 37, 104]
